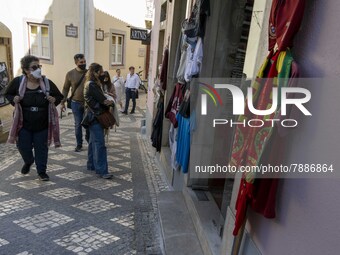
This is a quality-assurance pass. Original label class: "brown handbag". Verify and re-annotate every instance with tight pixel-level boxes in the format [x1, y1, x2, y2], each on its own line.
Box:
[95, 110, 116, 129]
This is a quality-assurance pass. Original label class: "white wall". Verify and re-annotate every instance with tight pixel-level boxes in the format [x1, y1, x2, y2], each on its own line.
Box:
[242, 0, 270, 79]
[230, 0, 340, 254]
[146, 0, 161, 135]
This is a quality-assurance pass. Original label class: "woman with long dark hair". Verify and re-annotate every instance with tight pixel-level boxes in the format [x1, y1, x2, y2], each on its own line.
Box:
[83, 63, 114, 179]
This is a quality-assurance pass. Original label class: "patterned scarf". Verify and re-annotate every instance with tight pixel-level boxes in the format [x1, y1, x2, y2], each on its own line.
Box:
[231, 49, 295, 235]
[7, 76, 61, 147]
[231, 50, 293, 178]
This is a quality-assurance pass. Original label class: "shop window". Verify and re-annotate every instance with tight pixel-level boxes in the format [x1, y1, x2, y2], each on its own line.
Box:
[111, 34, 124, 66]
[160, 2, 167, 22]
[28, 23, 51, 60]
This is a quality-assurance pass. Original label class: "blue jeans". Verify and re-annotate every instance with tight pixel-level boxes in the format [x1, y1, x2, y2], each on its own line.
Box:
[71, 101, 89, 146]
[124, 88, 137, 113]
[17, 128, 48, 174]
[87, 122, 109, 176]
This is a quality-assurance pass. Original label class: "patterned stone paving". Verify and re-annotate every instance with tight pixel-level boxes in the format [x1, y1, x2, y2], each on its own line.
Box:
[16, 252, 33, 255]
[111, 213, 135, 229]
[113, 189, 134, 201]
[72, 198, 121, 214]
[13, 210, 74, 233]
[109, 166, 124, 173]
[0, 238, 9, 247]
[55, 171, 92, 181]
[0, 198, 38, 216]
[54, 226, 120, 254]
[0, 191, 8, 197]
[40, 188, 85, 200]
[82, 179, 121, 190]
[0, 98, 169, 254]
[116, 173, 133, 182]
[12, 180, 56, 190]
[68, 159, 88, 166]
[118, 162, 132, 168]
[49, 153, 76, 160]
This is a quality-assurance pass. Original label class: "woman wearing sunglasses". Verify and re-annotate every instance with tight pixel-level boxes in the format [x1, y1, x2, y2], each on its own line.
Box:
[83, 63, 114, 179]
[5, 55, 63, 181]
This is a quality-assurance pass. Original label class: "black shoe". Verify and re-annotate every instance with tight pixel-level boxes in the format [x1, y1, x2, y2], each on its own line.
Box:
[130, 111, 135, 114]
[21, 163, 33, 175]
[121, 111, 128, 115]
[75, 145, 82, 152]
[100, 174, 113, 179]
[38, 173, 50, 181]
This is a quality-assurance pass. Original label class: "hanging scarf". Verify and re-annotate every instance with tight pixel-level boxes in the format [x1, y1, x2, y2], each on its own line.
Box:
[231, 50, 296, 235]
[7, 76, 61, 147]
[7, 103, 23, 144]
[268, 0, 306, 52]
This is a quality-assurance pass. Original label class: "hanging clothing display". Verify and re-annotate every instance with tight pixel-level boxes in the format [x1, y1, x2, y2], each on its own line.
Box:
[268, 0, 306, 51]
[182, 0, 210, 39]
[176, 35, 189, 84]
[232, 49, 299, 236]
[169, 123, 179, 170]
[160, 48, 169, 90]
[176, 113, 190, 173]
[165, 83, 185, 128]
[165, 83, 186, 171]
[232, 0, 306, 236]
[184, 37, 203, 82]
[151, 97, 164, 152]
[162, 0, 209, 173]
[176, 111, 196, 174]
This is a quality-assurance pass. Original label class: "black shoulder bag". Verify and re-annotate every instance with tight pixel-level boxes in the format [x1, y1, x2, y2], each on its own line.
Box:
[66, 73, 86, 109]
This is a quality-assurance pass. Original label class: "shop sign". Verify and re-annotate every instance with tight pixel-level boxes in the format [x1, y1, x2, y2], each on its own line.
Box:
[65, 24, 78, 38]
[130, 28, 148, 41]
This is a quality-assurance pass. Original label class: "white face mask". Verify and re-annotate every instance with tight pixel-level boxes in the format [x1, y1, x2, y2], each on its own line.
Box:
[31, 68, 42, 79]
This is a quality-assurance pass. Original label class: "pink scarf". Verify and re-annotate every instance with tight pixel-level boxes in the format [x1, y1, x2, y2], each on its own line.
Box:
[7, 76, 61, 147]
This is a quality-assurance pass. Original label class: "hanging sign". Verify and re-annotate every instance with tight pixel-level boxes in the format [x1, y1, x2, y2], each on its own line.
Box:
[130, 28, 148, 41]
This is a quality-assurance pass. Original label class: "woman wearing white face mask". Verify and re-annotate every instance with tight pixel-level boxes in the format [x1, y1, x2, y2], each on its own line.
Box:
[5, 55, 63, 181]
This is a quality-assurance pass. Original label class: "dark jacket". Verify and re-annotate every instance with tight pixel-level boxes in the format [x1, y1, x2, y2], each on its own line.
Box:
[82, 81, 110, 127]
[5, 76, 63, 131]
[151, 99, 164, 152]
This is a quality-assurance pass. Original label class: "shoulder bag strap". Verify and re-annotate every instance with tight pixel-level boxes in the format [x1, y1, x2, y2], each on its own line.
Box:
[69, 73, 86, 100]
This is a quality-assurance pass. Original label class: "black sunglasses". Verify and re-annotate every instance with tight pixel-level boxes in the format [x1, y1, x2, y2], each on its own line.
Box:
[30, 64, 42, 71]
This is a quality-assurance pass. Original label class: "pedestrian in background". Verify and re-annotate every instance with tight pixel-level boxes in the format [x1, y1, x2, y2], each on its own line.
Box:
[83, 63, 114, 179]
[122, 66, 139, 114]
[101, 71, 120, 135]
[112, 69, 125, 111]
[5, 55, 63, 181]
[102, 71, 117, 101]
[60, 53, 88, 152]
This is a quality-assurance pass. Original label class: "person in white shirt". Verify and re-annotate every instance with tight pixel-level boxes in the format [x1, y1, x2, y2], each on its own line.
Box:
[122, 66, 140, 114]
[112, 69, 125, 111]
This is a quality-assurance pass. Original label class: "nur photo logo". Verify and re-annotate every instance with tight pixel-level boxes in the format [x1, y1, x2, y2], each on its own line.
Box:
[199, 82, 312, 128]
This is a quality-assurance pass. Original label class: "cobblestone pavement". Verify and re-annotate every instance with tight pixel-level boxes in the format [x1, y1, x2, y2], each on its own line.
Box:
[0, 97, 169, 255]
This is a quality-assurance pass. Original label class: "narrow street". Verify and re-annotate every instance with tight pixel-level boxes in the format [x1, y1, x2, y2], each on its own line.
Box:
[0, 95, 168, 255]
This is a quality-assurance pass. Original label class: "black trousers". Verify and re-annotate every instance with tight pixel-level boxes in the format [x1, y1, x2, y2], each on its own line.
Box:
[17, 128, 48, 174]
[124, 88, 137, 113]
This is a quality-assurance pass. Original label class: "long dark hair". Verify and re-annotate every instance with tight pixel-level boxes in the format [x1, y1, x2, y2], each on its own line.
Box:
[102, 71, 113, 92]
[85, 63, 102, 85]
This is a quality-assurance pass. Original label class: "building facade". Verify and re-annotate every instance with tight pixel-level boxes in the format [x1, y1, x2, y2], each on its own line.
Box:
[0, 0, 147, 134]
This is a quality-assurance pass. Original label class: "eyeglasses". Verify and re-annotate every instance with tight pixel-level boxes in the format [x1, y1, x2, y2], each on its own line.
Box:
[30, 65, 42, 71]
